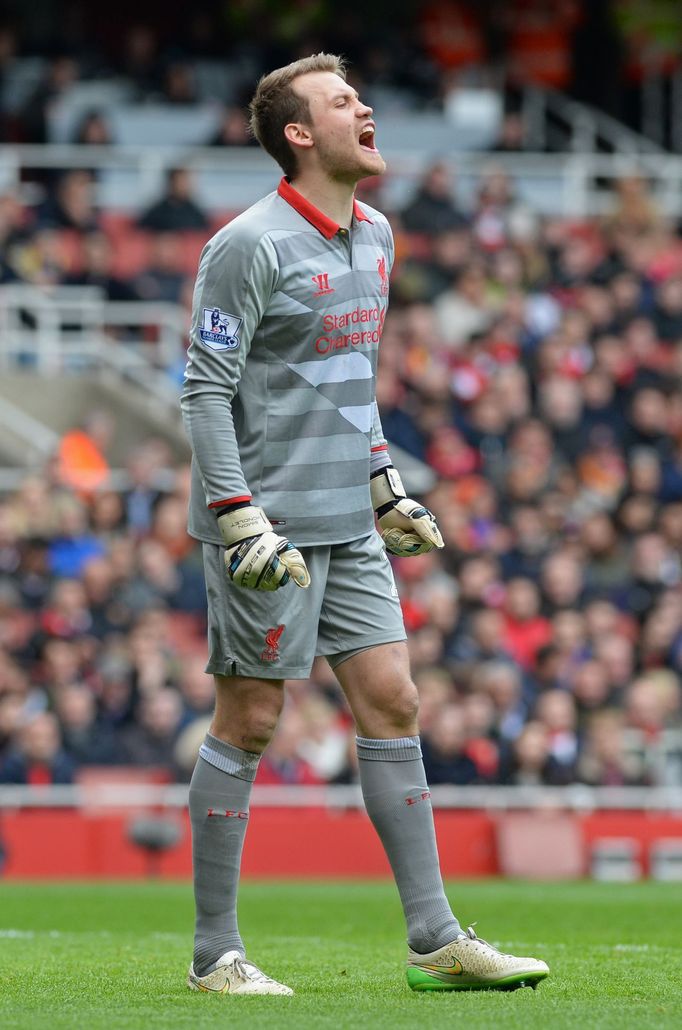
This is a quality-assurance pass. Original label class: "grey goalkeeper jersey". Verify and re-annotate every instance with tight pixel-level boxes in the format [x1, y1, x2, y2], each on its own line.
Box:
[181, 177, 393, 548]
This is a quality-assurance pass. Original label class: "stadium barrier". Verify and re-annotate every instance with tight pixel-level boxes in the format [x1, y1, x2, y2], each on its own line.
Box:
[1, 785, 681, 880]
[5, 144, 682, 216]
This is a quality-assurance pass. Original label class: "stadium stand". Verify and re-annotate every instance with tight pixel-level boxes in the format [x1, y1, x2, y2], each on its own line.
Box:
[0, 2, 681, 805]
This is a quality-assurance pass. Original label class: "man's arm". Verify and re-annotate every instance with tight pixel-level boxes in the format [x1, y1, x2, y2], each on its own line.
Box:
[181, 228, 276, 509]
[369, 391, 443, 557]
[369, 222, 442, 556]
[181, 227, 309, 589]
[370, 400, 392, 477]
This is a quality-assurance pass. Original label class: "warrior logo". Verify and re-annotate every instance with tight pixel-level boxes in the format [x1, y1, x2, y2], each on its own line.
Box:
[198, 307, 242, 351]
[261, 624, 285, 663]
[312, 272, 334, 296]
[377, 255, 389, 295]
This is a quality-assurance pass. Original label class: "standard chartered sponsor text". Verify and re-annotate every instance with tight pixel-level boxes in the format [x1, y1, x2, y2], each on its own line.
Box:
[316, 305, 384, 353]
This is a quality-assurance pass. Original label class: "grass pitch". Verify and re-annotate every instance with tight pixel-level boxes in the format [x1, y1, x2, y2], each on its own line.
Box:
[1, 880, 681, 1029]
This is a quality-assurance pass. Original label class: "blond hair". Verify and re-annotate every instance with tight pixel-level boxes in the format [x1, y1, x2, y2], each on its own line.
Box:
[249, 53, 347, 179]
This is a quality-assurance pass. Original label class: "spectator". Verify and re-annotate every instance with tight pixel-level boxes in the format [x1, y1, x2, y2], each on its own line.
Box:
[421, 704, 481, 785]
[256, 708, 321, 785]
[541, 551, 585, 614]
[162, 61, 198, 105]
[72, 110, 114, 146]
[534, 690, 578, 783]
[578, 711, 648, 786]
[120, 688, 184, 771]
[0, 712, 76, 783]
[65, 232, 138, 301]
[37, 170, 100, 233]
[0, 192, 29, 281]
[580, 512, 631, 598]
[296, 696, 350, 781]
[401, 162, 468, 237]
[123, 440, 170, 536]
[120, 25, 161, 99]
[38, 580, 94, 641]
[54, 683, 123, 765]
[501, 578, 552, 669]
[433, 264, 493, 347]
[57, 411, 113, 498]
[573, 658, 616, 718]
[20, 56, 78, 143]
[137, 169, 209, 233]
[490, 111, 528, 153]
[500, 721, 551, 786]
[473, 661, 528, 749]
[209, 105, 257, 147]
[13, 227, 71, 286]
[178, 655, 215, 723]
[134, 233, 186, 302]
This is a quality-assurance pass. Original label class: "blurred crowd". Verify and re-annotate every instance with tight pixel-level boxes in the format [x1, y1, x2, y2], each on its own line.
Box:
[1, 147, 682, 789]
[2, 1, 681, 147]
[1, 0, 682, 790]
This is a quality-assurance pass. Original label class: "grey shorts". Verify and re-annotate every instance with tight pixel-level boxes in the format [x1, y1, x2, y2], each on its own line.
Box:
[202, 532, 407, 680]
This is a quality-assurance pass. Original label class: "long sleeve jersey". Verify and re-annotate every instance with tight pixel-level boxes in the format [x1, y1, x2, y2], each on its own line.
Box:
[181, 177, 394, 548]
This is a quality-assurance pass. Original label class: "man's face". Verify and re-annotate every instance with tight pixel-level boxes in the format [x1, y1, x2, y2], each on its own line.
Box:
[290, 71, 385, 183]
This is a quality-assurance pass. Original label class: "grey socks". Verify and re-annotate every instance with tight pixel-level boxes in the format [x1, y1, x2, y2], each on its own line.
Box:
[189, 733, 260, 976]
[356, 735, 462, 954]
[190, 731, 461, 970]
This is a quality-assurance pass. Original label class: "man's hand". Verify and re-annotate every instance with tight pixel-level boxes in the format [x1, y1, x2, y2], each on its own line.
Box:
[370, 467, 444, 557]
[217, 506, 310, 589]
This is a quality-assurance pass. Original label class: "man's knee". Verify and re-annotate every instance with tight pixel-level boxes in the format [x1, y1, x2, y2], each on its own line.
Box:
[385, 678, 420, 731]
[212, 674, 284, 753]
[335, 642, 421, 737]
[361, 671, 420, 735]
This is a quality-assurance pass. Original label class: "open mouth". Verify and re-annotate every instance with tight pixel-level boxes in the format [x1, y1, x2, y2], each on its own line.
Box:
[359, 125, 377, 151]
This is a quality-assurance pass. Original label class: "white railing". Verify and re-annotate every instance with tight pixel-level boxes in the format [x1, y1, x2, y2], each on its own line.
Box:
[4, 145, 682, 218]
[523, 87, 667, 156]
[1, 783, 681, 812]
[0, 394, 60, 462]
[0, 284, 185, 389]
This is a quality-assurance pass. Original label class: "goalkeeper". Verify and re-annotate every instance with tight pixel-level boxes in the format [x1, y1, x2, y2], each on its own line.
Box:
[181, 52, 548, 997]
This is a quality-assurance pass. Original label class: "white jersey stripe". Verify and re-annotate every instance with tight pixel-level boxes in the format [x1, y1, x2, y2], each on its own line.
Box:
[287, 352, 373, 387]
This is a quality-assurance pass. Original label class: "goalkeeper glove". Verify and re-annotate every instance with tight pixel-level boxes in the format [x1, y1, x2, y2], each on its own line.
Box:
[370, 467, 444, 557]
[217, 505, 310, 590]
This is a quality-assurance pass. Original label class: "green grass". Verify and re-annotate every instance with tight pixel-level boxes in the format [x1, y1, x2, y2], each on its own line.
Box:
[1, 880, 682, 1029]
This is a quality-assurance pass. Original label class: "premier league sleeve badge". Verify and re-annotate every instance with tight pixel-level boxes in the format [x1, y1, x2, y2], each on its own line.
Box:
[198, 307, 243, 351]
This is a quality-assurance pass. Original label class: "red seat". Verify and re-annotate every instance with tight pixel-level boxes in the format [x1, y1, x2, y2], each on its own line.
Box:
[178, 231, 212, 275]
[109, 229, 153, 278]
[100, 211, 136, 241]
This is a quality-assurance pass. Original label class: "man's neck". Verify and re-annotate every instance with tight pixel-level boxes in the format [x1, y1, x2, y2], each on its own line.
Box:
[289, 171, 356, 229]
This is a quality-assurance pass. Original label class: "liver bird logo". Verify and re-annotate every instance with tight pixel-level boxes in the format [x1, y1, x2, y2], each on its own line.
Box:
[265, 624, 285, 650]
[377, 255, 389, 294]
[261, 623, 285, 663]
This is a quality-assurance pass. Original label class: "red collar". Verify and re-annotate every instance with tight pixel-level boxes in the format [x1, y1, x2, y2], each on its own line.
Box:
[277, 177, 372, 238]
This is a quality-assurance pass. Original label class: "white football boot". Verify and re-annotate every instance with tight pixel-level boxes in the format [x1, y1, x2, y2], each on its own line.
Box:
[407, 925, 549, 991]
[188, 950, 293, 996]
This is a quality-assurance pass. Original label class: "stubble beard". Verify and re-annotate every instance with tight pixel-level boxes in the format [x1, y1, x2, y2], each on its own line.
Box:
[317, 138, 386, 185]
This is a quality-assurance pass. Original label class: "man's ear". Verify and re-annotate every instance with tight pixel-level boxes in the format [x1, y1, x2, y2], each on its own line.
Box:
[284, 123, 314, 152]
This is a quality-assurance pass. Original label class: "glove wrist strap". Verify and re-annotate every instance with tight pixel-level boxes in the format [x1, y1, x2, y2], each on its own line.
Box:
[370, 466, 406, 511]
[217, 505, 272, 547]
